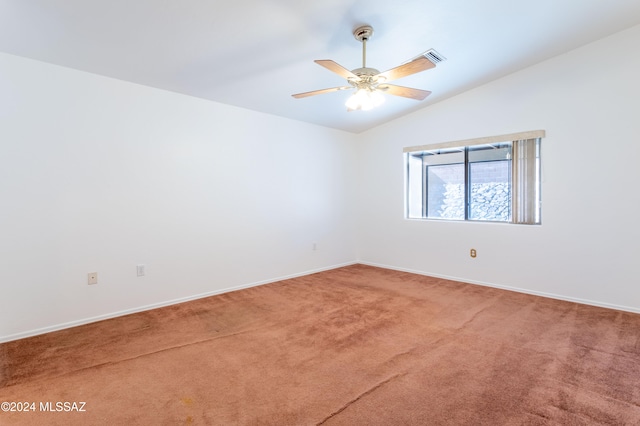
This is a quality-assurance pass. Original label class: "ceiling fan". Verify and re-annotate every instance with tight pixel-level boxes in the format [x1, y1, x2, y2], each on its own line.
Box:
[292, 25, 436, 111]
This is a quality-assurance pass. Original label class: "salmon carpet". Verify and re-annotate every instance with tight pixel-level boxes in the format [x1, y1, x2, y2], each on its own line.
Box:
[2, 264, 640, 425]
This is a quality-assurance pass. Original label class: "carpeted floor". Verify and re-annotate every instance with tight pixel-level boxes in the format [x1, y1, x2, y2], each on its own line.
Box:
[1, 264, 640, 425]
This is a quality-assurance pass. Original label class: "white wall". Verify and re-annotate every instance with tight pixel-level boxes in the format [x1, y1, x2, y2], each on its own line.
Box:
[2, 25, 639, 342]
[0, 53, 357, 341]
[356, 25, 640, 312]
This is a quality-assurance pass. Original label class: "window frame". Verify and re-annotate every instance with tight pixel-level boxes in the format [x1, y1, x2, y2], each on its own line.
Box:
[404, 130, 545, 225]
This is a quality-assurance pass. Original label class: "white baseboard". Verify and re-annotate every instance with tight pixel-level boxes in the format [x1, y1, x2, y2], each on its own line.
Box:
[0, 261, 357, 343]
[6, 260, 636, 344]
[359, 261, 640, 315]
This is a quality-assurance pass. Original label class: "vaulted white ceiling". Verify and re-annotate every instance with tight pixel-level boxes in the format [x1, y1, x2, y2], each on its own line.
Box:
[1, 0, 639, 133]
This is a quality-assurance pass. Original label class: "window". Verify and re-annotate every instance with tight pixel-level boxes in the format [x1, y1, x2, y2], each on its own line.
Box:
[405, 131, 544, 224]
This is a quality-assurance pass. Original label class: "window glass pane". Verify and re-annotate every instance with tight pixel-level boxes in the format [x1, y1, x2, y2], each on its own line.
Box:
[468, 143, 511, 162]
[469, 161, 511, 221]
[468, 143, 512, 222]
[422, 149, 464, 166]
[406, 154, 423, 218]
[427, 163, 465, 219]
[420, 149, 464, 220]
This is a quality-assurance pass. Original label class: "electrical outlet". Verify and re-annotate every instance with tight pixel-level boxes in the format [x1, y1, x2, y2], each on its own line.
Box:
[136, 264, 145, 277]
[88, 272, 98, 285]
[470, 249, 477, 258]
[312, 242, 317, 251]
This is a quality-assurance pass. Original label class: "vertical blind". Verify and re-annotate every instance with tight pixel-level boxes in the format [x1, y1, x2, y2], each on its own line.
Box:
[512, 138, 540, 224]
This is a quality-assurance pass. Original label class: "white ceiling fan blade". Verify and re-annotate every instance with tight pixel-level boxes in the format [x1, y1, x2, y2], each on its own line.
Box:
[292, 86, 351, 99]
[377, 56, 435, 83]
[314, 60, 359, 80]
[378, 84, 432, 100]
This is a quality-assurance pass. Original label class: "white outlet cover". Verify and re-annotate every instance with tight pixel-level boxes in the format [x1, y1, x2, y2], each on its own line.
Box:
[88, 272, 98, 285]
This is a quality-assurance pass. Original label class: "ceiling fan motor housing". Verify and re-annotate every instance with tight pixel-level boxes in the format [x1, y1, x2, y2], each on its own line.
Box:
[349, 67, 385, 90]
[351, 67, 380, 77]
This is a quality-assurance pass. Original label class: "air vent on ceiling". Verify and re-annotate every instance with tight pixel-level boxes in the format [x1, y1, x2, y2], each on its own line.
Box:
[423, 49, 446, 64]
[403, 49, 447, 66]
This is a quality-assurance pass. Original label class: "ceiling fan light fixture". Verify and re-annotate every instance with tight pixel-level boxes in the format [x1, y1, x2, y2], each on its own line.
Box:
[345, 88, 385, 111]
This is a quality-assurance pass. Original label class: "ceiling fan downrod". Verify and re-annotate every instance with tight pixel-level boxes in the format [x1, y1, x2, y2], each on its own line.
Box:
[362, 38, 367, 68]
[353, 25, 374, 69]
